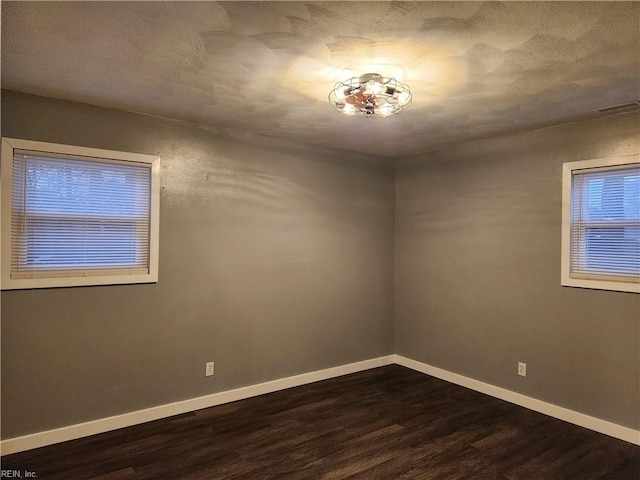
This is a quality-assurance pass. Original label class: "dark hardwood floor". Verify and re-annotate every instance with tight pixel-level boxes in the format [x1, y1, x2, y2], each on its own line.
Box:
[2, 365, 638, 479]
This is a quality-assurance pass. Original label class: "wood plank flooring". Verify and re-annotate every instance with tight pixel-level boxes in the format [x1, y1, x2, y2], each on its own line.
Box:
[2, 365, 638, 479]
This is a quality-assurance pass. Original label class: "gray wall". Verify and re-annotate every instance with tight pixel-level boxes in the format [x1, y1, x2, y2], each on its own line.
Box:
[0, 90, 396, 438]
[2, 89, 638, 440]
[395, 111, 640, 429]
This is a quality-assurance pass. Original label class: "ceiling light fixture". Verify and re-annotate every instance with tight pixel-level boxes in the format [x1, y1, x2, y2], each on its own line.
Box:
[329, 73, 412, 117]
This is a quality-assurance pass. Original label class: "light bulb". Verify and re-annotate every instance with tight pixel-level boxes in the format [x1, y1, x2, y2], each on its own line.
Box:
[364, 80, 383, 95]
[343, 104, 356, 114]
[379, 104, 393, 116]
[398, 91, 411, 105]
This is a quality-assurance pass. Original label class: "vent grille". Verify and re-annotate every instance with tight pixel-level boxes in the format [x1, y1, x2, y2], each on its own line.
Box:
[593, 101, 640, 114]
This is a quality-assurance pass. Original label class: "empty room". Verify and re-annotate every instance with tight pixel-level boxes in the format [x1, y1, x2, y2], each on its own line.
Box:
[1, 1, 638, 479]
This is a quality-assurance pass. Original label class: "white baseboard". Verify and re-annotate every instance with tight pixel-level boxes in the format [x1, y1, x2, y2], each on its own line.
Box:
[394, 354, 640, 446]
[3, 353, 638, 455]
[0, 355, 395, 456]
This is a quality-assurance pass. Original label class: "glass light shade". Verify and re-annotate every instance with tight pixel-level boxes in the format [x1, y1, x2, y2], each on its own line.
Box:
[328, 73, 412, 117]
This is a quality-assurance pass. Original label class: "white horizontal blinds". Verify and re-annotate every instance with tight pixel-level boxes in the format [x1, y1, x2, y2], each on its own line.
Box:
[570, 164, 640, 282]
[10, 150, 152, 278]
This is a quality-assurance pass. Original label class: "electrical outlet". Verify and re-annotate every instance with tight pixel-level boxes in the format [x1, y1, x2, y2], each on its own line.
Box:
[205, 361, 214, 377]
[518, 362, 527, 377]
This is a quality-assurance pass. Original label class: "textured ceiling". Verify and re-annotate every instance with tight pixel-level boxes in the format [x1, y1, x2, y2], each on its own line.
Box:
[2, 1, 639, 157]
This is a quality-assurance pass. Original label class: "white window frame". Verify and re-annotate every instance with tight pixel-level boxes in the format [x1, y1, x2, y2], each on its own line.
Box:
[1, 138, 160, 290]
[561, 155, 640, 294]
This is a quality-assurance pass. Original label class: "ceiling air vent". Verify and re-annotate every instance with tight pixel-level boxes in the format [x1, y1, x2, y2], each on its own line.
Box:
[593, 101, 640, 114]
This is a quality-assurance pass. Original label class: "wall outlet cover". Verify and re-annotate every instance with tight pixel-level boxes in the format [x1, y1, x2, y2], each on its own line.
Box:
[518, 362, 527, 377]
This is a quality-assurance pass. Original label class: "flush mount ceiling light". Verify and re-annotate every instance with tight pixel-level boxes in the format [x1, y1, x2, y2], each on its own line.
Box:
[329, 73, 412, 117]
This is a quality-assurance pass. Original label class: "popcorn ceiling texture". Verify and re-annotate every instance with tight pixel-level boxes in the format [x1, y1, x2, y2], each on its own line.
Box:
[2, 1, 638, 157]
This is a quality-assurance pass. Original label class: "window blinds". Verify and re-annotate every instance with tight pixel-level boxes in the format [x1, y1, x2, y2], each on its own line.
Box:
[570, 164, 640, 282]
[10, 150, 152, 278]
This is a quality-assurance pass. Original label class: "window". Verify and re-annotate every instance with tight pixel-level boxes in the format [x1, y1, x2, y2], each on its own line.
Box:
[1, 138, 160, 289]
[561, 156, 639, 293]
